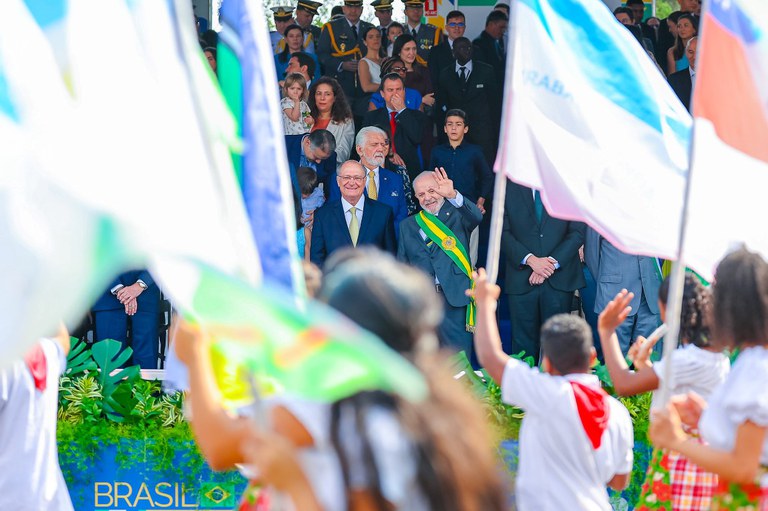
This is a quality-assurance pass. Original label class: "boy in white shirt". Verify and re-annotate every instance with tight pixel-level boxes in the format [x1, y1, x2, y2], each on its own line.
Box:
[471, 268, 634, 511]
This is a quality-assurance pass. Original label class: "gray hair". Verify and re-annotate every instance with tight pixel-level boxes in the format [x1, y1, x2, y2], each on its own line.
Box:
[685, 36, 698, 51]
[336, 159, 365, 176]
[355, 126, 388, 148]
[412, 170, 436, 188]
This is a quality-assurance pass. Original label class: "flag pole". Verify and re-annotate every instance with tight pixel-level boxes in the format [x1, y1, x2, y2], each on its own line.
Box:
[484, 0, 518, 285]
[656, 21, 708, 409]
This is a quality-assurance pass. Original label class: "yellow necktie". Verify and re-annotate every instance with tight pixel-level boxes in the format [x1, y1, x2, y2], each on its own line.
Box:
[349, 206, 359, 246]
[367, 170, 378, 200]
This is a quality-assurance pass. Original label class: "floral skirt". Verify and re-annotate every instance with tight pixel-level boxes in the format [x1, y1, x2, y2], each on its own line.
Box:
[710, 473, 768, 511]
[237, 482, 270, 511]
[636, 447, 718, 510]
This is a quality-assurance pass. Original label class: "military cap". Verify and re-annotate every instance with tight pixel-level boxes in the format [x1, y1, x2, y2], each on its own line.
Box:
[404, 0, 425, 7]
[343, 0, 364, 6]
[271, 5, 294, 20]
[371, 0, 394, 11]
[296, 0, 322, 14]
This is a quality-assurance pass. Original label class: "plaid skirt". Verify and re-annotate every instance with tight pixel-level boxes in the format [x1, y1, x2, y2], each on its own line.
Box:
[636, 447, 718, 510]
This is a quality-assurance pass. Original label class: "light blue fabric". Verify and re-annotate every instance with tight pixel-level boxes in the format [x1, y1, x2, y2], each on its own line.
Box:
[675, 55, 689, 72]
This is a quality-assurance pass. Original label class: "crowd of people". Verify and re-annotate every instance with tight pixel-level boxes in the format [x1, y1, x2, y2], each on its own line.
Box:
[6, 1, 768, 510]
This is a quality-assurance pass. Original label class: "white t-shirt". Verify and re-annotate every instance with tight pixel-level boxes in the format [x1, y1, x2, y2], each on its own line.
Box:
[651, 344, 730, 409]
[501, 359, 634, 511]
[700, 346, 768, 476]
[0, 338, 73, 511]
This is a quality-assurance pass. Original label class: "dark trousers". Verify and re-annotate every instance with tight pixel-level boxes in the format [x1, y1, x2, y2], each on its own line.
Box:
[437, 293, 473, 356]
[508, 284, 574, 365]
[614, 291, 661, 355]
[93, 309, 159, 369]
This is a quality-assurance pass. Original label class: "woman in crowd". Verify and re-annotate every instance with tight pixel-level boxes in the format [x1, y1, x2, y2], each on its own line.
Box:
[358, 26, 384, 94]
[651, 248, 768, 510]
[666, 13, 698, 75]
[391, 34, 434, 111]
[275, 24, 321, 83]
[309, 77, 355, 168]
[203, 46, 217, 74]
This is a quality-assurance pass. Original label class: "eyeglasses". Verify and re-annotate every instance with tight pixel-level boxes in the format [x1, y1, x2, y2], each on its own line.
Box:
[390, 66, 407, 72]
[446, 22, 466, 28]
[338, 175, 365, 183]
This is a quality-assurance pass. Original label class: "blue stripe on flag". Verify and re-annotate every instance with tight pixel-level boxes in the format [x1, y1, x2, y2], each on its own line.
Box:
[23, 0, 67, 28]
[710, 0, 762, 44]
[520, 0, 668, 134]
[0, 65, 19, 123]
[221, 0, 303, 293]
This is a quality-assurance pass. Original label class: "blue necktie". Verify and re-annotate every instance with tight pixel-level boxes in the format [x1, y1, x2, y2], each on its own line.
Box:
[534, 190, 543, 223]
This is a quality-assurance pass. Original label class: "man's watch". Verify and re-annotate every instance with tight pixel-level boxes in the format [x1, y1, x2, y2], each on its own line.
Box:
[136, 280, 148, 290]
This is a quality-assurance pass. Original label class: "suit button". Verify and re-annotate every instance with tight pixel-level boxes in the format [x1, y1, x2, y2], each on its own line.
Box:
[539, 234, 543, 238]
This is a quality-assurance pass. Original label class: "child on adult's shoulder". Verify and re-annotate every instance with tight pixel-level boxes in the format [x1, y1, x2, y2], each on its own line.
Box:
[598, 274, 728, 510]
[297, 166, 324, 260]
[470, 268, 634, 511]
[281, 73, 313, 135]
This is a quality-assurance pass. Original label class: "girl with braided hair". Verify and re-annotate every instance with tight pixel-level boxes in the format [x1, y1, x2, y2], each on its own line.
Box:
[598, 273, 729, 510]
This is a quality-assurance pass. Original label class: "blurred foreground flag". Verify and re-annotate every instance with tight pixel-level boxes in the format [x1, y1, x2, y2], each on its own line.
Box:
[219, 0, 305, 294]
[683, 0, 768, 278]
[497, 0, 692, 260]
[156, 259, 428, 403]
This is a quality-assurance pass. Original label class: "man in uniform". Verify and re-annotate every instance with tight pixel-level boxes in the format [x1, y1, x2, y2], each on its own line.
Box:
[317, 0, 374, 111]
[372, 0, 395, 53]
[403, 0, 442, 64]
[294, 0, 322, 53]
[270, 5, 296, 54]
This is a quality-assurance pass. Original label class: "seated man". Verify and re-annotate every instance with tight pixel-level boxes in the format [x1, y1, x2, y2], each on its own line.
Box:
[311, 160, 397, 266]
[92, 270, 160, 369]
[284, 129, 337, 193]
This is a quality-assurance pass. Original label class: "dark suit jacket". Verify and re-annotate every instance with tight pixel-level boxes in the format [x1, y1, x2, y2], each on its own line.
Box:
[397, 197, 482, 307]
[668, 68, 692, 112]
[93, 270, 160, 312]
[427, 40, 455, 88]
[472, 30, 506, 85]
[284, 134, 337, 194]
[317, 18, 374, 99]
[328, 166, 408, 235]
[428, 141, 492, 203]
[501, 183, 586, 295]
[435, 60, 501, 163]
[310, 196, 396, 266]
[362, 108, 426, 182]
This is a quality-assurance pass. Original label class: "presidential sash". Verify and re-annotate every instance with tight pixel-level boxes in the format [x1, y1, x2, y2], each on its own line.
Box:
[415, 210, 475, 332]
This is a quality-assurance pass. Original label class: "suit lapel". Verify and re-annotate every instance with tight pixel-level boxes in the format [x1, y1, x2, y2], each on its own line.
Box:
[335, 201, 353, 244]
[359, 196, 373, 241]
[516, 185, 536, 220]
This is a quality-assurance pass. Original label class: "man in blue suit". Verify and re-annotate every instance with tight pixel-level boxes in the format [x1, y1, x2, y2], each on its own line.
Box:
[398, 168, 482, 354]
[311, 160, 397, 266]
[92, 269, 160, 368]
[284, 130, 337, 194]
[585, 227, 662, 354]
[329, 127, 408, 235]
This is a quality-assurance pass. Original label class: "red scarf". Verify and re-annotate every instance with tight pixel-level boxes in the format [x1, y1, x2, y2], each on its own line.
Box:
[569, 381, 610, 450]
[24, 344, 48, 392]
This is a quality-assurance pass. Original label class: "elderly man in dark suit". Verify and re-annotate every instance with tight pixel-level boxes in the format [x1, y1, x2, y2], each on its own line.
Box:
[398, 168, 482, 354]
[501, 183, 586, 365]
[317, 0, 373, 104]
[668, 36, 697, 112]
[435, 37, 501, 165]
[311, 160, 397, 266]
[363, 73, 426, 182]
[329, 126, 409, 234]
[285, 130, 337, 193]
[473, 10, 508, 86]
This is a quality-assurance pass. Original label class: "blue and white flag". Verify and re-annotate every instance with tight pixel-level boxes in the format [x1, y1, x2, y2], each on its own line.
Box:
[219, 0, 306, 294]
[497, 0, 693, 260]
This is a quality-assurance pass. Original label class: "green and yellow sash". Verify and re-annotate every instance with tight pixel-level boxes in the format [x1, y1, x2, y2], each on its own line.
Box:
[415, 210, 475, 332]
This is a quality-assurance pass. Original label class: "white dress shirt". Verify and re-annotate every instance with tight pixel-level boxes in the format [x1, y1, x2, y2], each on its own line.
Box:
[341, 196, 365, 228]
[362, 164, 380, 194]
[455, 59, 473, 80]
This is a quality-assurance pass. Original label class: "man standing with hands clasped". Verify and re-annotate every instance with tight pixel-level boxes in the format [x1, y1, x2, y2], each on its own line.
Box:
[398, 168, 482, 354]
